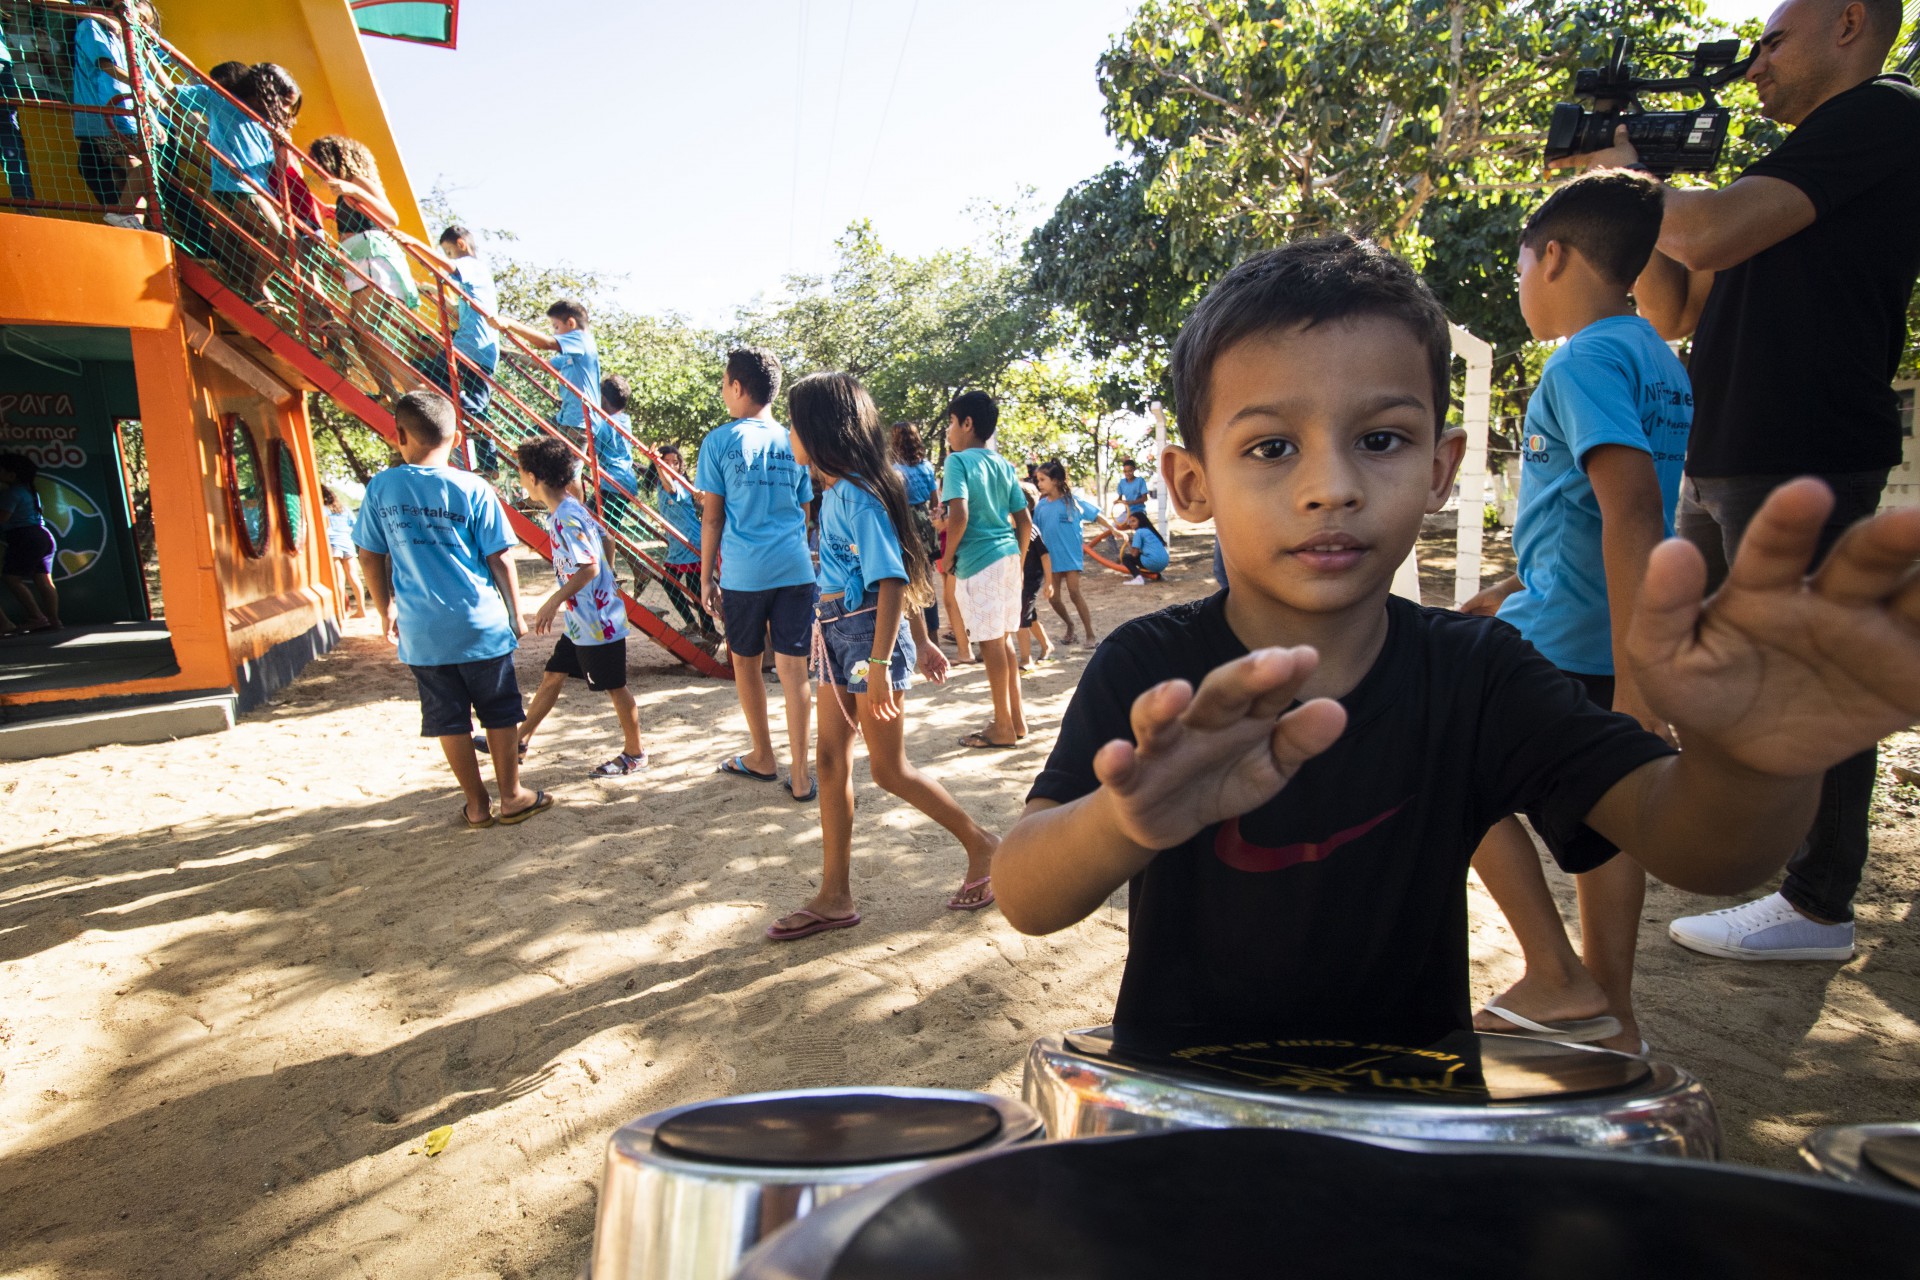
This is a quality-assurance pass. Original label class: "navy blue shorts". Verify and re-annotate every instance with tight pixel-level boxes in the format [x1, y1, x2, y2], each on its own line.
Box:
[722, 582, 815, 658]
[815, 596, 913, 694]
[410, 652, 524, 738]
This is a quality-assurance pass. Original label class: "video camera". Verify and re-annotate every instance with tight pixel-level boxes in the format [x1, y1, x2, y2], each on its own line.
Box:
[1545, 36, 1756, 176]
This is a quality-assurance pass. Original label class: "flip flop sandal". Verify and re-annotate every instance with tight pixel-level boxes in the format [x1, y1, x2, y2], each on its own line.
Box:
[719, 754, 779, 782]
[458, 803, 495, 830]
[947, 876, 996, 912]
[957, 732, 1018, 750]
[786, 775, 818, 803]
[1478, 1005, 1622, 1044]
[471, 733, 529, 761]
[496, 790, 555, 825]
[766, 909, 862, 942]
[592, 752, 649, 778]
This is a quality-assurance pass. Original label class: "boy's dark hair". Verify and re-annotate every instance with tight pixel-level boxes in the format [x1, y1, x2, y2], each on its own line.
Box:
[1519, 170, 1665, 289]
[945, 390, 998, 440]
[725, 347, 782, 407]
[0, 450, 38, 484]
[1120, 457, 1136, 468]
[438, 223, 472, 246]
[393, 390, 456, 446]
[515, 437, 577, 491]
[547, 298, 589, 327]
[1171, 235, 1451, 450]
[601, 373, 630, 413]
[208, 61, 248, 92]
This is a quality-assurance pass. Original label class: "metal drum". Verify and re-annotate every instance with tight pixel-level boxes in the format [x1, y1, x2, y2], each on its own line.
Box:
[586, 1086, 1041, 1280]
[1024, 1026, 1719, 1158]
[1801, 1122, 1920, 1195]
[734, 1127, 1920, 1279]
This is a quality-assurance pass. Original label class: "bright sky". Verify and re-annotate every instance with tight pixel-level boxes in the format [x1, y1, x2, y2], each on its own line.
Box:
[364, 0, 1784, 326]
[365, 0, 1135, 325]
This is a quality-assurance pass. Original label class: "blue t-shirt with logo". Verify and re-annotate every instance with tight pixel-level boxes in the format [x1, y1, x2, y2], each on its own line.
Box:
[897, 459, 937, 506]
[594, 411, 639, 498]
[72, 18, 134, 139]
[1130, 525, 1169, 573]
[1500, 315, 1692, 675]
[552, 329, 600, 431]
[1117, 474, 1149, 515]
[695, 417, 814, 591]
[1034, 492, 1101, 572]
[174, 82, 270, 192]
[818, 479, 907, 611]
[450, 254, 499, 370]
[352, 464, 517, 668]
[547, 495, 628, 646]
[657, 474, 702, 567]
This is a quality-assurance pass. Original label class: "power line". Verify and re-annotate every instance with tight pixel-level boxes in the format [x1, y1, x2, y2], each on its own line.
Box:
[859, 0, 921, 213]
[817, 0, 858, 250]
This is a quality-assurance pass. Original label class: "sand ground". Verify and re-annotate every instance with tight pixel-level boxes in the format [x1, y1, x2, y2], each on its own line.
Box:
[3, 528, 1919, 1279]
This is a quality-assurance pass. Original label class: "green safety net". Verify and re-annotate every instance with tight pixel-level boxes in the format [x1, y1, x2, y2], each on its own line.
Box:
[351, 0, 457, 49]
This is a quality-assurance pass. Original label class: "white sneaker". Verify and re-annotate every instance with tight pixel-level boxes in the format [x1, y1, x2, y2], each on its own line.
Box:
[1123, 576, 1146, 586]
[102, 212, 146, 229]
[1667, 892, 1855, 961]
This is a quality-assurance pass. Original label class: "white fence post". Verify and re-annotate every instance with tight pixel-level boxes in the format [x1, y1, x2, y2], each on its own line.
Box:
[1148, 400, 1169, 536]
[1448, 323, 1494, 606]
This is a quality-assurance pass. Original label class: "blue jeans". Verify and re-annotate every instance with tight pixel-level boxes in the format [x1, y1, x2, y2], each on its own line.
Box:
[816, 595, 913, 694]
[1676, 468, 1889, 922]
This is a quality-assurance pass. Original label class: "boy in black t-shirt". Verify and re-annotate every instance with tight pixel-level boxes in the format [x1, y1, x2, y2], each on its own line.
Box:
[994, 236, 1920, 1043]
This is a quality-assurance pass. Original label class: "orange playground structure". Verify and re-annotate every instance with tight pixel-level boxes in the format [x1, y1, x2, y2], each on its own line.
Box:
[0, 0, 720, 756]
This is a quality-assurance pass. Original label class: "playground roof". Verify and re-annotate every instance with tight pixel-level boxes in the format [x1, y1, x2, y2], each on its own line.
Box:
[351, 0, 457, 49]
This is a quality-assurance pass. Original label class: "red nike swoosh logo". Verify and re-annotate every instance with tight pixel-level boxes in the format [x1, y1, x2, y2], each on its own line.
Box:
[1213, 801, 1408, 873]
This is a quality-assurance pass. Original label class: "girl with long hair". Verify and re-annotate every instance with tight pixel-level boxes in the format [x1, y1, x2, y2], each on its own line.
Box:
[889, 421, 940, 638]
[1034, 459, 1121, 645]
[767, 372, 996, 941]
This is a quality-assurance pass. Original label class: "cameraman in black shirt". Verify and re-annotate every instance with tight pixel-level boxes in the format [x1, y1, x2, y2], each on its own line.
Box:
[1575, 0, 1920, 961]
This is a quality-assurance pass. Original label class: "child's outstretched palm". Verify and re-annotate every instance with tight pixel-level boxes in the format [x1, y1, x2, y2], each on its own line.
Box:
[1095, 647, 1348, 852]
[1629, 479, 1920, 777]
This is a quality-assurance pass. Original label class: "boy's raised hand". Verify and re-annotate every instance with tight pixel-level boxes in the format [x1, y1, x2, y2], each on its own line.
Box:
[1627, 478, 1920, 777]
[1094, 647, 1348, 852]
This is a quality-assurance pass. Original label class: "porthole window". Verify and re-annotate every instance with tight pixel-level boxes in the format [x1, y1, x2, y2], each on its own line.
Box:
[223, 414, 270, 558]
[271, 438, 306, 552]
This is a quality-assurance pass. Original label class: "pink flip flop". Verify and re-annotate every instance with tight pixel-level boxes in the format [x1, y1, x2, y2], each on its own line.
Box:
[946, 876, 996, 912]
[766, 909, 862, 942]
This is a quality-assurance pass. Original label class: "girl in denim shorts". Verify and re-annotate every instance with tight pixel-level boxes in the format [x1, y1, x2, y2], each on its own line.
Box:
[765, 373, 1002, 942]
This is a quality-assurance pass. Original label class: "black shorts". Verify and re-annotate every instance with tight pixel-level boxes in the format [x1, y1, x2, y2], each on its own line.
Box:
[410, 652, 524, 738]
[721, 582, 815, 658]
[545, 635, 628, 690]
[1563, 670, 1615, 710]
[1020, 540, 1045, 628]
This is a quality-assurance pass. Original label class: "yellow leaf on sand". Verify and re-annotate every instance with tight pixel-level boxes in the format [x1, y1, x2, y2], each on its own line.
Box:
[423, 1125, 452, 1157]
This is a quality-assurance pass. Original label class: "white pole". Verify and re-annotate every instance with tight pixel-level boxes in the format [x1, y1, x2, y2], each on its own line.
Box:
[1447, 323, 1494, 606]
[1148, 400, 1169, 537]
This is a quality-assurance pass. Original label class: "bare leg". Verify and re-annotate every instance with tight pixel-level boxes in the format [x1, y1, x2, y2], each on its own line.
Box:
[730, 648, 777, 775]
[1066, 572, 1094, 642]
[1006, 635, 1026, 737]
[28, 573, 57, 627]
[774, 651, 813, 796]
[518, 671, 566, 749]
[1470, 817, 1610, 1029]
[491, 724, 540, 816]
[771, 682, 859, 931]
[439, 733, 493, 824]
[607, 686, 644, 757]
[1032, 617, 1052, 660]
[945, 573, 972, 658]
[1047, 571, 1075, 639]
[3, 576, 47, 626]
[1576, 854, 1647, 1052]
[978, 635, 1021, 745]
[862, 688, 997, 900]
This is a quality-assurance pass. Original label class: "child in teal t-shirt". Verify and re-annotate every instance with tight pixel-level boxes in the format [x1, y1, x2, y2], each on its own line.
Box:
[1121, 514, 1169, 582]
[497, 298, 600, 436]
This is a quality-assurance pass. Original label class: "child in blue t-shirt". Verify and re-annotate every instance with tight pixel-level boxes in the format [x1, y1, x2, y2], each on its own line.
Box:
[1115, 457, 1151, 522]
[71, 6, 147, 226]
[594, 375, 640, 500]
[650, 442, 712, 635]
[766, 371, 993, 943]
[498, 298, 599, 438]
[1034, 459, 1121, 645]
[1459, 171, 1693, 1054]
[510, 437, 648, 779]
[353, 392, 551, 828]
[1120, 513, 1169, 583]
[321, 485, 368, 618]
